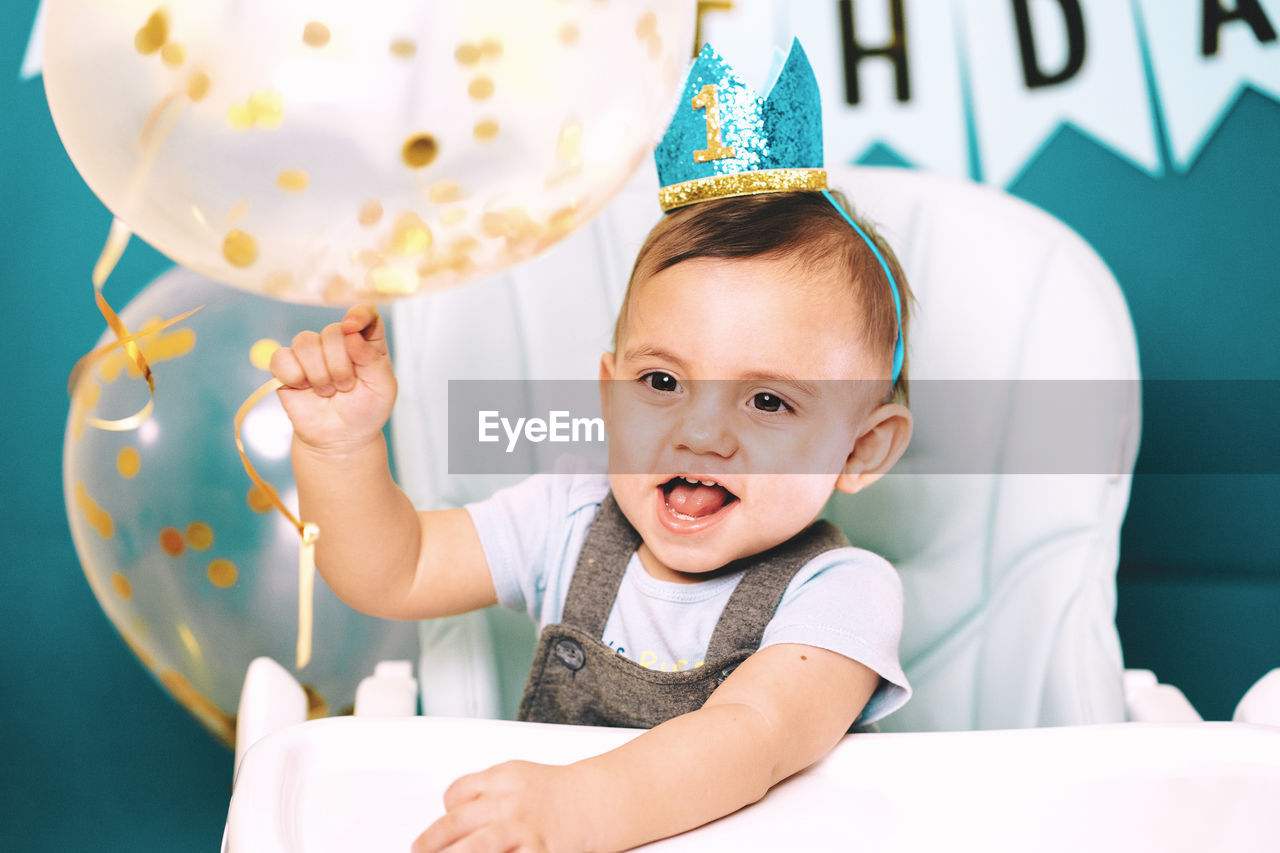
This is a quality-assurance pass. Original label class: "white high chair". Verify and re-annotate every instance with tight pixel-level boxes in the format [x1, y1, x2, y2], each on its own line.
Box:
[224, 167, 1280, 851]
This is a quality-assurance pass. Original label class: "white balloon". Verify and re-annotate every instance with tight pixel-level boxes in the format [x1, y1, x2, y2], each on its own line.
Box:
[44, 0, 694, 303]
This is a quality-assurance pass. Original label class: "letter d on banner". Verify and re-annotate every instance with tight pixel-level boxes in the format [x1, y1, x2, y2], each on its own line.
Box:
[959, 0, 1159, 185]
[1012, 0, 1087, 88]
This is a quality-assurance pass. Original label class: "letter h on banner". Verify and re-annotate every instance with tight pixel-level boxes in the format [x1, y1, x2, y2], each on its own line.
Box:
[840, 0, 911, 104]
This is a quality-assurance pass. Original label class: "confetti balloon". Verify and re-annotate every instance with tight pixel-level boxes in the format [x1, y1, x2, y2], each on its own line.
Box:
[43, 0, 695, 304]
[63, 266, 420, 745]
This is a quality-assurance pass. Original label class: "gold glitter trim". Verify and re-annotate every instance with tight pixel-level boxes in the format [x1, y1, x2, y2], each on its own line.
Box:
[658, 168, 828, 211]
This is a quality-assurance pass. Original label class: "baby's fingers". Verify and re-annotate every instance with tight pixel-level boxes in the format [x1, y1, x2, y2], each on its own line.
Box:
[268, 344, 311, 390]
[320, 322, 356, 391]
[340, 304, 386, 344]
[441, 770, 489, 810]
[286, 329, 339, 396]
[411, 797, 493, 853]
[344, 326, 387, 369]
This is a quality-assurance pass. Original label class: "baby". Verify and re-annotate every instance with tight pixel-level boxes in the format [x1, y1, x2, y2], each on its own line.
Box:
[271, 42, 914, 853]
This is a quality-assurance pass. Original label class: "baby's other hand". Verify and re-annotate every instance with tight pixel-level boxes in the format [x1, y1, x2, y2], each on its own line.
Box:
[412, 760, 590, 853]
[270, 304, 397, 454]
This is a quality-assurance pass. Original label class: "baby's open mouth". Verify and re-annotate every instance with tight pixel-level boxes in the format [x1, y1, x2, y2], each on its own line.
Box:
[661, 476, 739, 520]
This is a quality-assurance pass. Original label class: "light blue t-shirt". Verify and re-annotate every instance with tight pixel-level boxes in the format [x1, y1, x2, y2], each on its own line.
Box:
[466, 465, 911, 725]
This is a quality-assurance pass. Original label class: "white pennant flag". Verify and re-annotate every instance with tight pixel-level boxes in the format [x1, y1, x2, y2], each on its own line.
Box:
[20, 0, 46, 80]
[1137, 0, 1280, 171]
[784, 0, 969, 178]
[959, 0, 1159, 186]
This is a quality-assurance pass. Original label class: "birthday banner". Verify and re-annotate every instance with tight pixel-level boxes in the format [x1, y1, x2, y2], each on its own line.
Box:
[20, 0, 1280, 186]
[703, 0, 1280, 186]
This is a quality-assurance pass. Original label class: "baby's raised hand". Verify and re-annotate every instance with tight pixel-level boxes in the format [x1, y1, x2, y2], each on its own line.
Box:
[270, 304, 397, 454]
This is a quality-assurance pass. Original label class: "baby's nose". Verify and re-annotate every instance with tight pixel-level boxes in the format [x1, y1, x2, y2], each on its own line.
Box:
[672, 387, 737, 457]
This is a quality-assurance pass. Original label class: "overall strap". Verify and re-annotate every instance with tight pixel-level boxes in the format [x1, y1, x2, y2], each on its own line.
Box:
[704, 520, 851, 661]
[559, 492, 642, 637]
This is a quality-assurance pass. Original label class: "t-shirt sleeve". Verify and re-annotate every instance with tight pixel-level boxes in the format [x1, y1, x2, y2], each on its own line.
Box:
[463, 459, 609, 625]
[761, 548, 911, 726]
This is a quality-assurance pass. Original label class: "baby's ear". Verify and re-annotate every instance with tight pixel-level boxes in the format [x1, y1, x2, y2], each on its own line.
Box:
[598, 352, 617, 416]
[835, 403, 913, 495]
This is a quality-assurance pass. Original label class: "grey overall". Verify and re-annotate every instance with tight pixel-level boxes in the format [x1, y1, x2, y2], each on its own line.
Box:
[517, 492, 852, 728]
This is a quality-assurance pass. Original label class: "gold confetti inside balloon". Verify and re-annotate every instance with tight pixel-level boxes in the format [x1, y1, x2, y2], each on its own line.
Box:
[64, 266, 419, 745]
[43, 0, 696, 304]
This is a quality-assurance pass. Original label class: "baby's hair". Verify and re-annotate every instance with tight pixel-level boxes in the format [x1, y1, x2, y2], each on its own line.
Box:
[616, 190, 913, 403]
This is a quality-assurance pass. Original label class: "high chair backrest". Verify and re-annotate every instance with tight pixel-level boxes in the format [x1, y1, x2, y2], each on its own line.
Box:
[389, 165, 1141, 731]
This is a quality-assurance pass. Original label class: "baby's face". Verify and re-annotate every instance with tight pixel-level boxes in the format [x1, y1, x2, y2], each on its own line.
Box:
[600, 255, 887, 583]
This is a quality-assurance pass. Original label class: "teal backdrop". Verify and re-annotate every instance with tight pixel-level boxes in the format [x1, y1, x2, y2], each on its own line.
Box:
[4, 2, 1279, 850]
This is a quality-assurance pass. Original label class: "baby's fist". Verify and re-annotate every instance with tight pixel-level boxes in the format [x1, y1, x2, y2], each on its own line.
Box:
[270, 304, 397, 454]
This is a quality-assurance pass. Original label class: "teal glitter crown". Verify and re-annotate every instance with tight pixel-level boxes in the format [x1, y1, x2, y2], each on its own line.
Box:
[655, 39, 827, 211]
[653, 39, 905, 383]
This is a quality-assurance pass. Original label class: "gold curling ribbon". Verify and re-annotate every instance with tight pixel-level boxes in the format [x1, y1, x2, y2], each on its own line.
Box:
[70, 219, 200, 430]
[235, 378, 319, 669]
[73, 92, 191, 428]
[68, 305, 203, 402]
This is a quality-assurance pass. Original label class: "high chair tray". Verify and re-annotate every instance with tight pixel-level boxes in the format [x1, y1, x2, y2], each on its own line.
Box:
[225, 717, 1280, 852]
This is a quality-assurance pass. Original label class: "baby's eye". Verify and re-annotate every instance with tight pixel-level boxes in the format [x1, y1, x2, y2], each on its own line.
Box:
[751, 392, 792, 413]
[641, 371, 681, 393]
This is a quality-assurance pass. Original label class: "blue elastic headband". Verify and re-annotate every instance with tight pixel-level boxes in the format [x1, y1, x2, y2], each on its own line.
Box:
[821, 190, 905, 384]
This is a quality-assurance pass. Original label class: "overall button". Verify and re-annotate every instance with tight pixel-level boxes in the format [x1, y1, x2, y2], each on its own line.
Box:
[554, 638, 585, 671]
[716, 662, 739, 685]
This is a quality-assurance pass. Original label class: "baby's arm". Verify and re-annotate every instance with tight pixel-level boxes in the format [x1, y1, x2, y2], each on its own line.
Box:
[271, 305, 496, 620]
[414, 643, 879, 852]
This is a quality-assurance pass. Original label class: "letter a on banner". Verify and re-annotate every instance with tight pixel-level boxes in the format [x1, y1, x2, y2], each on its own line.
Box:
[784, 0, 969, 177]
[1138, 0, 1280, 171]
[959, 0, 1160, 185]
